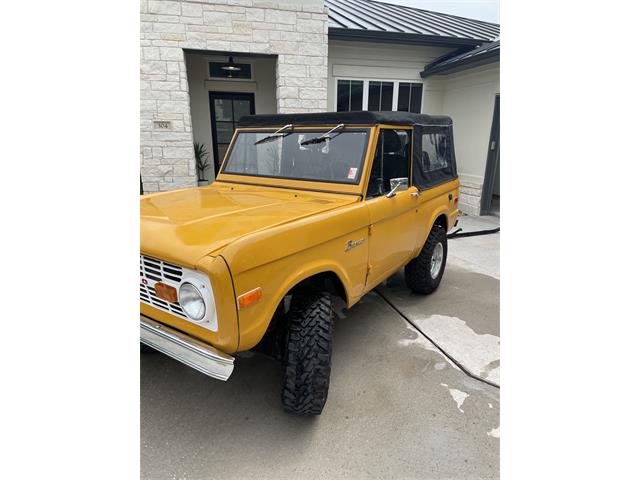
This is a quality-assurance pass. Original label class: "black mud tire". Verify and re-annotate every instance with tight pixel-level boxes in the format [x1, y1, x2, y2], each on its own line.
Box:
[281, 291, 333, 415]
[140, 343, 156, 354]
[405, 224, 448, 294]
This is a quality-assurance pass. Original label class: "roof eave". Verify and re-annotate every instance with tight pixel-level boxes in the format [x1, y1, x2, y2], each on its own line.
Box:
[328, 27, 487, 47]
[420, 49, 499, 78]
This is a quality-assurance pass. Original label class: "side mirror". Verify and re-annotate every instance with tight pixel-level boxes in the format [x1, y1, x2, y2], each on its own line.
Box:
[386, 177, 409, 198]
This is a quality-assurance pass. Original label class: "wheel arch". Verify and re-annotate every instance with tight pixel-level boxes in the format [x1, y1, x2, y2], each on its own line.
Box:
[287, 270, 348, 303]
[432, 212, 448, 232]
[236, 263, 351, 351]
[414, 206, 450, 257]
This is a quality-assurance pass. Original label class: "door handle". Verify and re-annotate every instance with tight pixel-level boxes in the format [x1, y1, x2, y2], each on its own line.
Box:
[411, 191, 421, 198]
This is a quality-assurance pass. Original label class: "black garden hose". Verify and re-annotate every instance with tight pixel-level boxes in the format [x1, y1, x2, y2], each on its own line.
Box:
[447, 226, 500, 239]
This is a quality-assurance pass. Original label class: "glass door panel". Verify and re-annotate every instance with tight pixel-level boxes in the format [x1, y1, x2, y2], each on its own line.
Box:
[209, 92, 255, 175]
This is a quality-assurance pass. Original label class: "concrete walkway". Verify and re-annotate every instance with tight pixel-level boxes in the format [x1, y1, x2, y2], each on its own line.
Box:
[141, 215, 500, 479]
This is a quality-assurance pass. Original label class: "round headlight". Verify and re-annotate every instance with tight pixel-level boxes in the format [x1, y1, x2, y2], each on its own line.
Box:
[178, 283, 206, 321]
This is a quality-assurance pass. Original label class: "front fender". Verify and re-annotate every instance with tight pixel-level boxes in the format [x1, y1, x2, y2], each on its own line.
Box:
[221, 203, 370, 351]
[234, 260, 355, 351]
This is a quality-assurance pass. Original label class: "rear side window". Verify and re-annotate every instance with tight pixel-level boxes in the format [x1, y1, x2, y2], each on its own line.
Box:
[420, 132, 450, 172]
[413, 126, 457, 189]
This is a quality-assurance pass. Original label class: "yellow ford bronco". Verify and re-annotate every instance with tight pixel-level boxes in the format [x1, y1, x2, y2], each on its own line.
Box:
[141, 111, 460, 415]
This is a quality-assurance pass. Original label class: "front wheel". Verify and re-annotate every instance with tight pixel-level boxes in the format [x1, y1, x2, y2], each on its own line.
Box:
[405, 224, 448, 294]
[281, 291, 333, 415]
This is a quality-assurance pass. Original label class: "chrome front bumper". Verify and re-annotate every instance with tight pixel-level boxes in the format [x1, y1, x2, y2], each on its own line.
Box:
[140, 315, 234, 381]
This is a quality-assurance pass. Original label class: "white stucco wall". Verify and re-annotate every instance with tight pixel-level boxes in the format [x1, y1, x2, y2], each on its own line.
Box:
[327, 39, 499, 215]
[327, 40, 453, 113]
[185, 53, 277, 181]
[438, 63, 499, 214]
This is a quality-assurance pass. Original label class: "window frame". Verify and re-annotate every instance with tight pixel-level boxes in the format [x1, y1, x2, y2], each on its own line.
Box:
[334, 77, 423, 113]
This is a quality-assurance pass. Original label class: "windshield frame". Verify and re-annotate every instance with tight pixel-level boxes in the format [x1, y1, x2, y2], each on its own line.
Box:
[217, 126, 374, 194]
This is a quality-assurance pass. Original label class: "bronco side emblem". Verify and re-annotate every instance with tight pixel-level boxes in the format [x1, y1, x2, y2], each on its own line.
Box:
[345, 238, 365, 251]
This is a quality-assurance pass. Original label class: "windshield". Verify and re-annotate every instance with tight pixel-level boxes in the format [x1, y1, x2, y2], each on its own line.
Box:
[222, 129, 370, 184]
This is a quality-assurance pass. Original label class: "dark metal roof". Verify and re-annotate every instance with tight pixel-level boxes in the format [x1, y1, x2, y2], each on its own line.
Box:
[237, 111, 452, 127]
[421, 40, 500, 77]
[326, 0, 500, 46]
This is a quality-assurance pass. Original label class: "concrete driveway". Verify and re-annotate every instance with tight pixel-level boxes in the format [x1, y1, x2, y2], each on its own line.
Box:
[377, 214, 500, 386]
[141, 215, 500, 479]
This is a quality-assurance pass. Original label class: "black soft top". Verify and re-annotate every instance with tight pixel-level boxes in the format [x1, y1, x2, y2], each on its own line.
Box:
[237, 111, 452, 128]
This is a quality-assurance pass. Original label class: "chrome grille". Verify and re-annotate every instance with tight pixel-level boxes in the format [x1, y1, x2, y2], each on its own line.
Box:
[140, 255, 187, 319]
[140, 255, 183, 283]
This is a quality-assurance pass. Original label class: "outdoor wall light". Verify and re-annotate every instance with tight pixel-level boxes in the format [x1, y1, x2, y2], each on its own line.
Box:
[221, 56, 241, 76]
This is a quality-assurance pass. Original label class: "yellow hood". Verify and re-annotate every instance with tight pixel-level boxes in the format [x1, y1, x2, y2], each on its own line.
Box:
[140, 182, 357, 267]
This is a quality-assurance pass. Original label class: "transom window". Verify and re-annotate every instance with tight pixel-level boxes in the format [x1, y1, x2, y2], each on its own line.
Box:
[336, 79, 423, 113]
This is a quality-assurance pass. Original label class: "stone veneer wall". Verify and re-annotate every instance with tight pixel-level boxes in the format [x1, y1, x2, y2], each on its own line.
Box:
[140, 0, 328, 193]
[458, 181, 483, 216]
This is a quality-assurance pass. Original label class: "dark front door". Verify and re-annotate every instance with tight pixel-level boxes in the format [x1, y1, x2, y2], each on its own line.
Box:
[480, 94, 500, 215]
[209, 92, 255, 175]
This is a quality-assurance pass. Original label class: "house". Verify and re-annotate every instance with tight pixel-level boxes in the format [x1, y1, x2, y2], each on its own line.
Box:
[140, 0, 500, 215]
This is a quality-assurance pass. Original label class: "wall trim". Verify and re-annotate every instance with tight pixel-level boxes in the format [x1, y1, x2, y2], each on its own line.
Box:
[204, 80, 257, 93]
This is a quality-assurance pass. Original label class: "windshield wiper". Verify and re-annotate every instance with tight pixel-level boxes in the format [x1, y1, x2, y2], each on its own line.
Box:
[300, 123, 345, 146]
[254, 124, 294, 145]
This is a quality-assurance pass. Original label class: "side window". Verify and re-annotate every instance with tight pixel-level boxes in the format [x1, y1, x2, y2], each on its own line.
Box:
[366, 129, 411, 198]
[420, 132, 450, 172]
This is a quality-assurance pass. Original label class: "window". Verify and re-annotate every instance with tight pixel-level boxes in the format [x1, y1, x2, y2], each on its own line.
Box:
[223, 129, 370, 184]
[209, 92, 255, 173]
[336, 79, 423, 113]
[366, 129, 412, 198]
[337, 80, 363, 111]
[209, 61, 252, 80]
[420, 132, 450, 172]
[397, 82, 423, 113]
[367, 81, 393, 111]
[412, 126, 456, 190]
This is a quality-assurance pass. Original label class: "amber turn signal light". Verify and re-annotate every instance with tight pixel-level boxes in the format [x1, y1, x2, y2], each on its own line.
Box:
[238, 287, 262, 309]
[154, 282, 178, 303]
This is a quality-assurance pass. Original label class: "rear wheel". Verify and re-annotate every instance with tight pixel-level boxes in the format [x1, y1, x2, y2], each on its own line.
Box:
[405, 224, 448, 294]
[281, 291, 333, 415]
